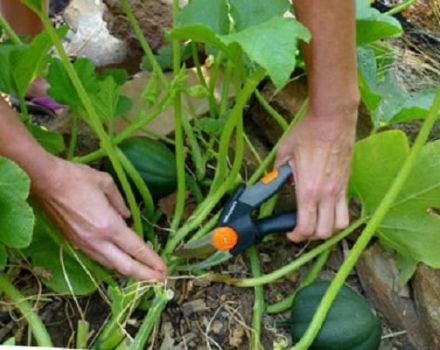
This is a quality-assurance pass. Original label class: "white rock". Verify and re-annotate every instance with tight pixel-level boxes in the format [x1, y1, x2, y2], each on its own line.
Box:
[63, 0, 128, 66]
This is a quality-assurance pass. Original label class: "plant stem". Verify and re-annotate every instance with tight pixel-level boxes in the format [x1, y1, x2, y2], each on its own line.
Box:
[129, 288, 174, 350]
[248, 246, 264, 350]
[0, 274, 52, 347]
[267, 249, 329, 314]
[73, 92, 172, 164]
[18, 93, 30, 122]
[68, 112, 78, 160]
[207, 218, 366, 287]
[76, 320, 90, 349]
[37, 11, 141, 235]
[182, 114, 205, 181]
[163, 69, 266, 255]
[116, 148, 154, 219]
[255, 90, 288, 131]
[219, 59, 233, 115]
[170, 0, 186, 232]
[119, 0, 167, 86]
[191, 42, 207, 88]
[385, 0, 417, 15]
[291, 88, 440, 350]
[0, 13, 22, 45]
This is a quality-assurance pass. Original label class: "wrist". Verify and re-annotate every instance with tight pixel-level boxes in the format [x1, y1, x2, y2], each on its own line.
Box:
[308, 90, 360, 121]
[29, 154, 64, 196]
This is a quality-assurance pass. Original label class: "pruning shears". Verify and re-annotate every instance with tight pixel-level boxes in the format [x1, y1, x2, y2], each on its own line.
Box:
[174, 164, 297, 270]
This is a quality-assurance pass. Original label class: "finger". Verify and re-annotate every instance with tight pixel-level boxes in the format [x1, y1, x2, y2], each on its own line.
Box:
[80, 244, 114, 269]
[100, 174, 131, 218]
[315, 198, 335, 240]
[335, 194, 350, 230]
[96, 241, 166, 282]
[112, 226, 167, 274]
[287, 188, 317, 243]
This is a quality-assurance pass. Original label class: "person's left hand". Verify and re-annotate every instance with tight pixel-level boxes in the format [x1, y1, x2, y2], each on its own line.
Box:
[275, 105, 357, 242]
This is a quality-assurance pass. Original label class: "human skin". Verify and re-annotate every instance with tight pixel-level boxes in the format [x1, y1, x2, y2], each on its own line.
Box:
[276, 0, 360, 242]
[0, 99, 167, 281]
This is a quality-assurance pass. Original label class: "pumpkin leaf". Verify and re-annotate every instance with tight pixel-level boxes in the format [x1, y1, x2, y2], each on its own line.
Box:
[26, 123, 66, 155]
[23, 216, 98, 295]
[356, 0, 402, 45]
[13, 26, 68, 98]
[0, 157, 34, 248]
[357, 47, 439, 126]
[220, 17, 310, 88]
[0, 244, 7, 270]
[229, 0, 291, 31]
[175, 0, 230, 34]
[47, 57, 100, 110]
[351, 131, 440, 268]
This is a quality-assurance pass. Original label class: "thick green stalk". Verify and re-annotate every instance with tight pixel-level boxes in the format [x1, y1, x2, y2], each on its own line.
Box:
[37, 11, 142, 235]
[255, 90, 288, 131]
[219, 60, 233, 116]
[291, 88, 440, 350]
[208, 218, 366, 287]
[116, 148, 154, 220]
[182, 115, 205, 180]
[73, 93, 172, 164]
[129, 288, 174, 350]
[0, 13, 22, 44]
[0, 274, 52, 347]
[191, 42, 208, 88]
[385, 0, 417, 15]
[163, 69, 265, 255]
[76, 320, 90, 349]
[119, 0, 166, 86]
[170, 0, 186, 232]
[267, 249, 330, 314]
[248, 246, 264, 350]
[207, 51, 224, 117]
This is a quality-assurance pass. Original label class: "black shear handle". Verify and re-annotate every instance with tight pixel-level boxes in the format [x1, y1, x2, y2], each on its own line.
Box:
[255, 211, 297, 241]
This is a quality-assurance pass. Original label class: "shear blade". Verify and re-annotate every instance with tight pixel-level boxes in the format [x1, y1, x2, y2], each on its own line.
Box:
[174, 231, 217, 258]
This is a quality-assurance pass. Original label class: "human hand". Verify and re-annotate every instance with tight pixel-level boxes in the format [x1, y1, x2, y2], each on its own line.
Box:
[31, 158, 167, 282]
[275, 106, 357, 242]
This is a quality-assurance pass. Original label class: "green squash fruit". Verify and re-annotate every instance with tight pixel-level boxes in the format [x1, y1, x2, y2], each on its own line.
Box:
[290, 281, 382, 350]
[105, 136, 177, 198]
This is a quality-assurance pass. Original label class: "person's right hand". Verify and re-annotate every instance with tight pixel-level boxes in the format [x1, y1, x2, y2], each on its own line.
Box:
[31, 157, 167, 282]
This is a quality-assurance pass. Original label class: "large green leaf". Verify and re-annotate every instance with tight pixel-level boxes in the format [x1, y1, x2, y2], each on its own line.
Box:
[0, 157, 34, 248]
[356, 0, 402, 45]
[229, 0, 291, 31]
[47, 57, 100, 110]
[93, 76, 119, 121]
[23, 216, 98, 295]
[26, 123, 66, 155]
[168, 17, 310, 89]
[175, 0, 230, 34]
[13, 27, 68, 97]
[351, 131, 440, 268]
[220, 17, 309, 88]
[357, 47, 438, 126]
[0, 244, 6, 269]
[0, 44, 22, 93]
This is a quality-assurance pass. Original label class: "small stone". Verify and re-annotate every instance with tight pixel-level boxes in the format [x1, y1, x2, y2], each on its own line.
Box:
[211, 320, 223, 335]
[63, 0, 128, 66]
[181, 299, 209, 316]
[413, 264, 440, 349]
[229, 325, 245, 347]
[356, 243, 429, 350]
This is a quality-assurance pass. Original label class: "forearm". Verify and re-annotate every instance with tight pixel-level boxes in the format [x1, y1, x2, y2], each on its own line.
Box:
[294, 0, 359, 117]
[0, 0, 46, 37]
[0, 98, 56, 191]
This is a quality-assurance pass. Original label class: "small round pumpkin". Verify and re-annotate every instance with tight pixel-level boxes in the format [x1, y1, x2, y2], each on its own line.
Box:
[290, 281, 382, 350]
